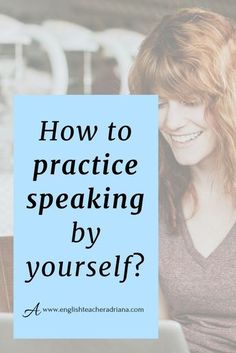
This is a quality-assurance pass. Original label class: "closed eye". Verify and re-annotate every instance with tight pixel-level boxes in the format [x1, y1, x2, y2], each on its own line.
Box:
[158, 100, 168, 109]
[180, 100, 201, 107]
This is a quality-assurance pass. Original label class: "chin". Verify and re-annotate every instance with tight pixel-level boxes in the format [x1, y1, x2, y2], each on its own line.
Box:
[173, 154, 202, 166]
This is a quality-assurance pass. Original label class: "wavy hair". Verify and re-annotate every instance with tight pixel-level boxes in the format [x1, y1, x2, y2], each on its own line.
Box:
[129, 8, 236, 232]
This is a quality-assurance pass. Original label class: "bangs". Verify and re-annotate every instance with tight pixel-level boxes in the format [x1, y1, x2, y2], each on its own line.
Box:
[148, 53, 210, 103]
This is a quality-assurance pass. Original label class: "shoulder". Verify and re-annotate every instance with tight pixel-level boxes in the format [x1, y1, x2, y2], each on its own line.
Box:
[159, 220, 185, 266]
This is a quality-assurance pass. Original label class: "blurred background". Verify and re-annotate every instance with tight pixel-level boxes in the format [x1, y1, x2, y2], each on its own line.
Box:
[0, 0, 235, 236]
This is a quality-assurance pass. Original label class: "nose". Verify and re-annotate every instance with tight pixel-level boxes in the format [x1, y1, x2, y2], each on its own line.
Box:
[161, 100, 187, 132]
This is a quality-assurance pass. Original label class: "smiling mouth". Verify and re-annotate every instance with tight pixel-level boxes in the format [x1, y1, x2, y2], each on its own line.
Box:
[170, 131, 203, 143]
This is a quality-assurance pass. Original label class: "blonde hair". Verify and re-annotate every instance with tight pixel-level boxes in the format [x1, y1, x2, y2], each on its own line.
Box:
[129, 8, 236, 231]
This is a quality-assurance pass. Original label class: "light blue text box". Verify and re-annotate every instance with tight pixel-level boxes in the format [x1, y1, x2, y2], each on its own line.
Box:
[14, 95, 158, 339]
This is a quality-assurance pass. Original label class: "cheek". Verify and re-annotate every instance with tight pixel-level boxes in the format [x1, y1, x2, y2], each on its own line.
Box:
[205, 128, 218, 150]
[202, 112, 218, 143]
[159, 110, 170, 143]
[196, 106, 211, 128]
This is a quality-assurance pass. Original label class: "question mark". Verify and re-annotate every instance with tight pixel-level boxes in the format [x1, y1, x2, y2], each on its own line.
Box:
[133, 252, 144, 277]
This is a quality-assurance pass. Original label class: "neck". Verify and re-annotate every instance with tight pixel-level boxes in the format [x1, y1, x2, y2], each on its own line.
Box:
[182, 158, 236, 233]
[190, 153, 225, 197]
[182, 155, 228, 218]
[191, 167, 223, 197]
[182, 153, 236, 222]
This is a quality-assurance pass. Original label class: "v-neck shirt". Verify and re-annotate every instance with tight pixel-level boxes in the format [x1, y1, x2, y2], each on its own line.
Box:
[160, 220, 236, 353]
[182, 216, 236, 268]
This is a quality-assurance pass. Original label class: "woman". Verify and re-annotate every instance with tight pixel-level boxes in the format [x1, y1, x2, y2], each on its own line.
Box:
[129, 8, 236, 353]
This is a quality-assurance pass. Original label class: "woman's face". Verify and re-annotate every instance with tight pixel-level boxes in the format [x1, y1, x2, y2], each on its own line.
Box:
[159, 98, 218, 166]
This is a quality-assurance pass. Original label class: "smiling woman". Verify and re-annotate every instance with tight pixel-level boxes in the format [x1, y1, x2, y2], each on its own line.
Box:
[159, 99, 217, 166]
[129, 7, 236, 353]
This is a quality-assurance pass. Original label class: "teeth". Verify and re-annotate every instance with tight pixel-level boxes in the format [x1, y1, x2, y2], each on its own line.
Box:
[171, 131, 202, 143]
